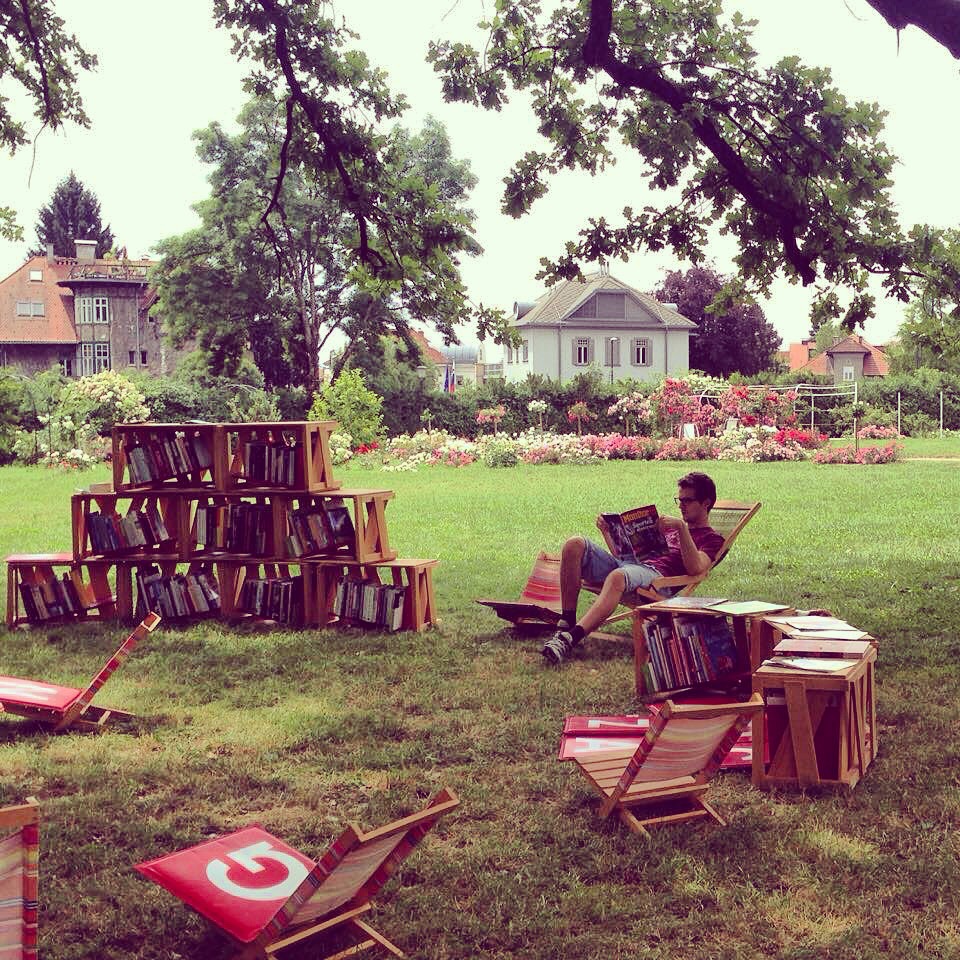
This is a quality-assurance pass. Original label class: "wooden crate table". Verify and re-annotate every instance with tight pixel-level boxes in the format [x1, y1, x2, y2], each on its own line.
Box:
[308, 558, 439, 632]
[751, 646, 877, 791]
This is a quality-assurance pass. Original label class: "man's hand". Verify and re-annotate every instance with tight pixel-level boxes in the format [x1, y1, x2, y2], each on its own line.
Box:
[595, 515, 609, 536]
[658, 515, 686, 533]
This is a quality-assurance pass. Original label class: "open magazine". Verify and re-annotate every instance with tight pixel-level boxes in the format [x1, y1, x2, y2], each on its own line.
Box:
[600, 504, 668, 564]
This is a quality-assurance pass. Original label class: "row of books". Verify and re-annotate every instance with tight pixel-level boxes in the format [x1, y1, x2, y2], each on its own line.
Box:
[239, 575, 303, 625]
[333, 578, 405, 631]
[135, 565, 220, 620]
[123, 432, 214, 484]
[191, 498, 356, 559]
[285, 499, 354, 556]
[85, 505, 172, 555]
[239, 439, 300, 487]
[638, 614, 741, 694]
[194, 503, 273, 556]
[18, 570, 108, 622]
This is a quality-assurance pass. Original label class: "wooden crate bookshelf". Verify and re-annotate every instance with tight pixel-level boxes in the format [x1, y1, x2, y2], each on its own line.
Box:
[309, 558, 438, 633]
[224, 421, 339, 493]
[130, 559, 222, 623]
[633, 597, 794, 700]
[276, 489, 396, 564]
[71, 491, 182, 562]
[218, 560, 307, 627]
[113, 423, 225, 493]
[6, 553, 119, 628]
[8, 421, 436, 634]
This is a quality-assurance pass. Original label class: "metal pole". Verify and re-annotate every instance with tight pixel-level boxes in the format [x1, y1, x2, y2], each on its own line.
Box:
[940, 391, 944, 437]
[897, 391, 901, 435]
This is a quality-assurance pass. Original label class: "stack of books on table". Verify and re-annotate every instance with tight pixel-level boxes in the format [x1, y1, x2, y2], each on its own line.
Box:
[761, 615, 875, 673]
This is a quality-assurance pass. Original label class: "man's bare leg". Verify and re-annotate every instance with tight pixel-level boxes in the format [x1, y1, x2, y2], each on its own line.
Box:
[577, 569, 627, 636]
[559, 536, 587, 616]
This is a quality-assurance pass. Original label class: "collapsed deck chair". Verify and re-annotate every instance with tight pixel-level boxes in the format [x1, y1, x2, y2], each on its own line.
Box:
[135, 787, 459, 959]
[0, 798, 40, 960]
[0, 612, 160, 732]
[475, 551, 562, 628]
[569, 694, 763, 837]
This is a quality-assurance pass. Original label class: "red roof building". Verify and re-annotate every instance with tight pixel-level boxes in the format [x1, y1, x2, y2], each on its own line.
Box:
[785, 334, 889, 382]
[0, 242, 184, 377]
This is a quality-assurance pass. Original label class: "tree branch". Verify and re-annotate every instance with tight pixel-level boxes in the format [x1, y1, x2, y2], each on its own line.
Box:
[864, 0, 960, 58]
[582, 0, 816, 283]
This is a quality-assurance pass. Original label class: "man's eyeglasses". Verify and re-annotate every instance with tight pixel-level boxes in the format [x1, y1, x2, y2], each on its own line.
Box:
[674, 496, 698, 506]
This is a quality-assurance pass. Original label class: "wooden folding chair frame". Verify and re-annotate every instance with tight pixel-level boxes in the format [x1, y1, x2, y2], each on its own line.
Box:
[571, 695, 763, 837]
[0, 612, 160, 732]
[0, 797, 40, 960]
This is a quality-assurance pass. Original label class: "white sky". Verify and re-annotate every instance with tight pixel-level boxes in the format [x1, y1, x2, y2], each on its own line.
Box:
[2, 0, 959, 350]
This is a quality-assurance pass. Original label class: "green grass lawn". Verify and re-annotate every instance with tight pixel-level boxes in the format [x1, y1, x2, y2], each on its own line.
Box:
[1, 458, 959, 959]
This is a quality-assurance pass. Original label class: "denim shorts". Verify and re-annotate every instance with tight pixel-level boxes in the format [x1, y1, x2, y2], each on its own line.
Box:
[579, 538, 662, 593]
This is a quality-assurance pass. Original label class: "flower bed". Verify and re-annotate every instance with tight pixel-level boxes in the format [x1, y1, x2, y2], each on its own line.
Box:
[813, 442, 903, 464]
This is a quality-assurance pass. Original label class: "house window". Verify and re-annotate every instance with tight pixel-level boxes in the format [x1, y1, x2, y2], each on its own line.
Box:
[128, 350, 136, 365]
[15, 301, 30, 316]
[140, 350, 148, 365]
[596, 293, 626, 318]
[604, 337, 621, 366]
[522, 339, 529, 362]
[29, 269, 42, 281]
[76, 296, 109, 324]
[78, 342, 111, 376]
[632, 338, 652, 366]
[31, 301, 44, 316]
[59, 357, 73, 376]
[573, 337, 593, 366]
[842, 365, 855, 381]
[15, 301, 44, 316]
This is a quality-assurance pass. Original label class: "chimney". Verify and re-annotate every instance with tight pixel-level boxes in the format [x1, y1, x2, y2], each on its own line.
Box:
[45, 242, 55, 262]
[74, 239, 97, 262]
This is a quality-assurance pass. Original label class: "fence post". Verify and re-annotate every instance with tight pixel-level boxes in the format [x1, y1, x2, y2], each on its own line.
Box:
[810, 394, 815, 432]
[897, 391, 901, 436]
[941, 391, 944, 438]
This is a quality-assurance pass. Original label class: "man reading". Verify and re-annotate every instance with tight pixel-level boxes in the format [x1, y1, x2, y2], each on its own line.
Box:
[542, 471, 724, 665]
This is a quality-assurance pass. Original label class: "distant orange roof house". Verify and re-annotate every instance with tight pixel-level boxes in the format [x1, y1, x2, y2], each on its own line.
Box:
[785, 334, 889, 382]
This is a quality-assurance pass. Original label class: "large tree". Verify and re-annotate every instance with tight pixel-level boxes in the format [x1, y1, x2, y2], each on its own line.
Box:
[31, 171, 114, 257]
[655, 266, 781, 377]
[428, 0, 960, 331]
[0, 0, 96, 241]
[152, 96, 480, 392]
[205, 1, 506, 351]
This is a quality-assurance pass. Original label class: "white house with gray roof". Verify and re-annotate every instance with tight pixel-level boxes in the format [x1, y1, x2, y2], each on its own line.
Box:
[501, 270, 696, 384]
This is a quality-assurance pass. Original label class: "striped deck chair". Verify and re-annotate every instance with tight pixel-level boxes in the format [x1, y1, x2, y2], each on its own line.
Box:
[0, 612, 160, 732]
[475, 551, 562, 628]
[135, 787, 459, 959]
[0, 798, 40, 960]
[586, 500, 762, 628]
[570, 695, 763, 837]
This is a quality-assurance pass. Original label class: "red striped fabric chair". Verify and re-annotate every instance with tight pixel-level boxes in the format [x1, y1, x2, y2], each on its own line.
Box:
[0, 612, 160, 732]
[474, 551, 562, 627]
[570, 695, 763, 837]
[135, 788, 459, 959]
[0, 798, 40, 960]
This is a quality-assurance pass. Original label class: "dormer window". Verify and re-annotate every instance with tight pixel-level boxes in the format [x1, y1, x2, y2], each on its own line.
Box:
[29, 269, 42, 282]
